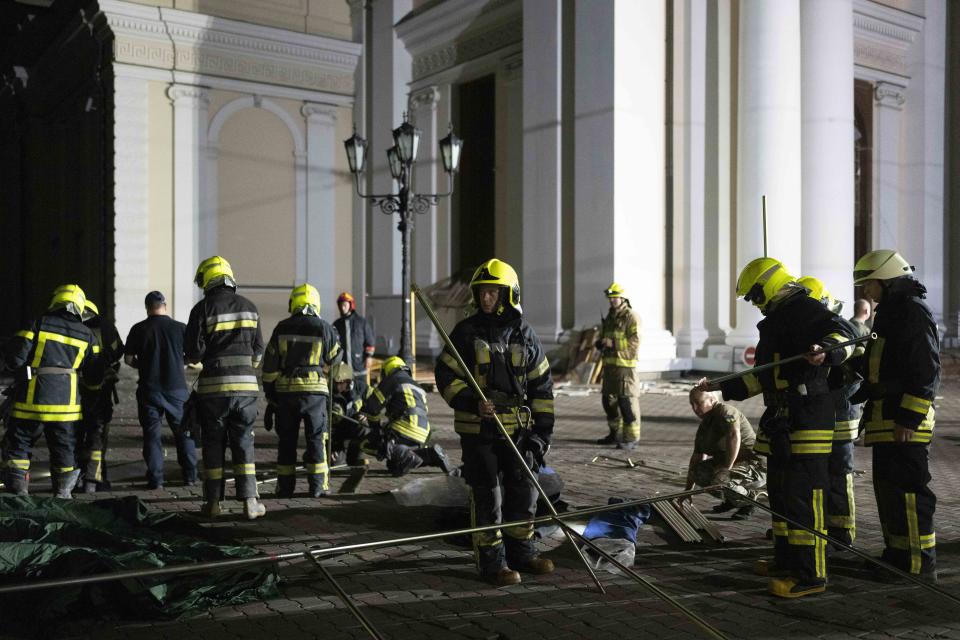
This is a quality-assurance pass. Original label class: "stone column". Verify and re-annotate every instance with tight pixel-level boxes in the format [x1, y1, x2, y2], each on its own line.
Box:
[113, 73, 151, 337]
[728, 0, 802, 346]
[800, 0, 855, 308]
[167, 84, 210, 322]
[302, 103, 339, 309]
[522, 0, 563, 342]
[672, 0, 709, 359]
[873, 81, 905, 250]
[573, 0, 676, 370]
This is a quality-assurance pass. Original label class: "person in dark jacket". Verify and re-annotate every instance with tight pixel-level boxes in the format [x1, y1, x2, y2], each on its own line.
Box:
[333, 292, 375, 399]
[261, 284, 342, 498]
[125, 291, 197, 489]
[185, 256, 266, 520]
[697, 257, 855, 598]
[435, 258, 555, 586]
[330, 362, 366, 467]
[2, 284, 101, 498]
[851, 250, 940, 580]
[77, 299, 124, 493]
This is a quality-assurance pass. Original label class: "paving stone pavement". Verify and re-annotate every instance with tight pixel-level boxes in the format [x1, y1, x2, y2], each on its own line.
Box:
[7, 370, 960, 640]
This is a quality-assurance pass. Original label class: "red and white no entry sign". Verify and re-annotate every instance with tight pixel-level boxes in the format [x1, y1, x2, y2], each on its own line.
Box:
[743, 346, 756, 366]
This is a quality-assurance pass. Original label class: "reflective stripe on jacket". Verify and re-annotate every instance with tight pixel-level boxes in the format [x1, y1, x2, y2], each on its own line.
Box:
[262, 314, 341, 397]
[600, 303, 641, 369]
[362, 369, 430, 444]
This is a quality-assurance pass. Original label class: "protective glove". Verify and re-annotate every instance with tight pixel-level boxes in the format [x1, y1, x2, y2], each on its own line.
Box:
[264, 404, 275, 432]
[523, 432, 550, 467]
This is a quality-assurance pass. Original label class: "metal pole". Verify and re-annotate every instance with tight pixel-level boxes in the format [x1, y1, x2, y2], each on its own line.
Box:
[557, 521, 729, 640]
[0, 485, 716, 595]
[706, 333, 875, 387]
[762, 195, 768, 258]
[304, 552, 386, 640]
[731, 491, 960, 606]
[398, 175, 412, 364]
[411, 284, 607, 594]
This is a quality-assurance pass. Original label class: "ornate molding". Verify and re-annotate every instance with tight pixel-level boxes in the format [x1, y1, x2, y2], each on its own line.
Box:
[99, 0, 360, 95]
[410, 86, 441, 112]
[166, 83, 210, 106]
[874, 82, 906, 109]
[412, 18, 522, 81]
[853, 12, 916, 45]
[852, 0, 921, 79]
[301, 102, 339, 124]
[854, 40, 908, 76]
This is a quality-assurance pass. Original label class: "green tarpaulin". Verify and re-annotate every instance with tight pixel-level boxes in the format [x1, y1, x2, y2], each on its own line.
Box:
[0, 496, 278, 635]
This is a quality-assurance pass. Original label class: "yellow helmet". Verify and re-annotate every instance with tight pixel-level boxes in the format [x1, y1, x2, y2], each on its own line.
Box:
[331, 362, 354, 384]
[81, 299, 100, 322]
[289, 283, 321, 315]
[471, 258, 521, 312]
[853, 249, 914, 284]
[604, 282, 626, 298]
[735, 257, 796, 311]
[797, 276, 843, 315]
[194, 255, 237, 291]
[381, 356, 408, 378]
[48, 284, 87, 318]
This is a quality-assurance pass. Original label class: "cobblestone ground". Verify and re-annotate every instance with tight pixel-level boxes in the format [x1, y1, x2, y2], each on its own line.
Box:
[9, 371, 960, 640]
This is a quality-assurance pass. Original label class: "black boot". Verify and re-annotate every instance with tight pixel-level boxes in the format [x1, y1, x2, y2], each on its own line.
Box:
[54, 469, 81, 499]
[276, 475, 296, 498]
[3, 468, 29, 496]
[307, 474, 328, 498]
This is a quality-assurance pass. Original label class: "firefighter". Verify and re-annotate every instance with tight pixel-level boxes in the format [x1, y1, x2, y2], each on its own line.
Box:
[353, 356, 450, 476]
[77, 300, 124, 493]
[697, 257, 855, 598]
[330, 362, 366, 467]
[185, 256, 267, 520]
[798, 276, 861, 547]
[435, 258, 555, 586]
[333, 292, 375, 399]
[596, 283, 642, 449]
[1, 285, 101, 498]
[261, 284, 342, 498]
[683, 387, 766, 520]
[851, 250, 940, 580]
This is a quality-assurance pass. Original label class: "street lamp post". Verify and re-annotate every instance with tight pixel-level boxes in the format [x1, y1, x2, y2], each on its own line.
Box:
[344, 114, 463, 365]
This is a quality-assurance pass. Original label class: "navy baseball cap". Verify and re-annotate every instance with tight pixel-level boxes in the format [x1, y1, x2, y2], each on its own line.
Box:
[144, 291, 166, 306]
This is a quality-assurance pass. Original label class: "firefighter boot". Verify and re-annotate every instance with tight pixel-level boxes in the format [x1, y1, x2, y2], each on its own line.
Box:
[3, 468, 29, 496]
[417, 444, 453, 474]
[486, 568, 522, 587]
[54, 469, 82, 499]
[275, 475, 296, 498]
[244, 497, 267, 520]
[769, 577, 826, 598]
[515, 557, 555, 575]
[346, 440, 367, 467]
[201, 478, 224, 517]
[307, 474, 328, 498]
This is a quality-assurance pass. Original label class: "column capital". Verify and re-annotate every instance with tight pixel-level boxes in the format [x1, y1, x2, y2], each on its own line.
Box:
[301, 102, 339, 125]
[166, 84, 210, 106]
[410, 86, 441, 112]
[875, 82, 906, 109]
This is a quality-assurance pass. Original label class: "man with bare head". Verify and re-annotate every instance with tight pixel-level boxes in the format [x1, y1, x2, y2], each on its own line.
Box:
[849, 299, 872, 336]
[684, 387, 766, 520]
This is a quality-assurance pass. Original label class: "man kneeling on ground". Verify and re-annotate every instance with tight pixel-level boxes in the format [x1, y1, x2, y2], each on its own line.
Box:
[684, 387, 766, 519]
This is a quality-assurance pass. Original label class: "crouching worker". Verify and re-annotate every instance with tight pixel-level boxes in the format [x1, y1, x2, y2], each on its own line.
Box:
[354, 356, 451, 476]
[330, 362, 366, 467]
[684, 387, 766, 520]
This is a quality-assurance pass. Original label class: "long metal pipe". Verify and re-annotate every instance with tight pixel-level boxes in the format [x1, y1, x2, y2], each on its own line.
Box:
[305, 552, 386, 640]
[732, 490, 959, 605]
[411, 284, 606, 594]
[557, 520, 728, 640]
[0, 486, 716, 594]
[706, 332, 875, 386]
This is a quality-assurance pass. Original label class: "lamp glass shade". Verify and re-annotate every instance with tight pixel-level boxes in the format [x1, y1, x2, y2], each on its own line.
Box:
[386, 146, 403, 180]
[439, 130, 463, 173]
[392, 120, 421, 164]
[343, 131, 367, 174]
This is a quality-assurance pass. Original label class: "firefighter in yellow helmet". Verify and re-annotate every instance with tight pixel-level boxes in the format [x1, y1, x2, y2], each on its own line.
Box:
[596, 282, 642, 449]
[850, 250, 939, 580]
[434, 259, 555, 586]
[799, 276, 861, 547]
[261, 284, 342, 498]
[2, 285, 101, 498]
[185, 256, 267, 519]
[349, 356, 450, 476]
[77, 299, 124, 493]
[696, 257, 855, 598]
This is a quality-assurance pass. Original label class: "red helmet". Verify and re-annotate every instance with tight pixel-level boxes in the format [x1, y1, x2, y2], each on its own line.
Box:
[337, 291, 356, 311]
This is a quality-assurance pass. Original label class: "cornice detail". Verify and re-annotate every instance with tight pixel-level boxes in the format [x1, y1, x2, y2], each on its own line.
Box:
[875, 81, 906, 109]
[412, 18, 522, 81]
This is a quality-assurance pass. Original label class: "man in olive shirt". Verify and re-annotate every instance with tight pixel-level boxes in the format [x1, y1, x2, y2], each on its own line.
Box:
[684, 387, 766, 519]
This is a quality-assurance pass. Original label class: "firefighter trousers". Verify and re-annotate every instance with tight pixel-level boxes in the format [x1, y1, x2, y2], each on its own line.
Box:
[2, 417, 77, 486]
[78, 411, 110, 486]
[872, 443, 936, 574]
[767, 452, 829, 584]
[460, 433, 538, 576]
[601, 367, 641, 442]
[275, 394, 328, 495]
[198, 395, 258, 500]
[827, 440, 856, 545]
